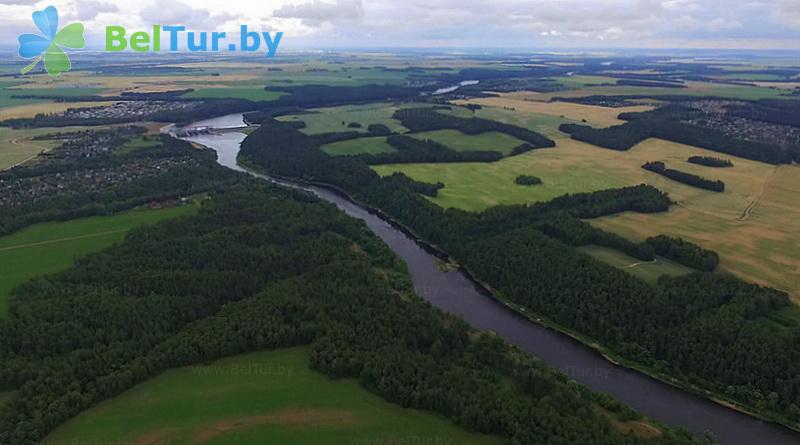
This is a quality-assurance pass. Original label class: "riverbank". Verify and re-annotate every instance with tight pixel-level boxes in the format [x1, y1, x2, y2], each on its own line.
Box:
[179, 113, 800, 445]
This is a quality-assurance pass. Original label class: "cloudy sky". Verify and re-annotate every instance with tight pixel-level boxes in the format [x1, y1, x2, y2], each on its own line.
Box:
[1, 0, 799, 50]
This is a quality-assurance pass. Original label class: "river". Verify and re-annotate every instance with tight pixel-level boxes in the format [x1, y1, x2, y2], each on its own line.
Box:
[184, 113, 800, 445]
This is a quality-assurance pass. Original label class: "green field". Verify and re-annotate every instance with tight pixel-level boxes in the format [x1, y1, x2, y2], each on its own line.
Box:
[443, 106, 583, 138]
[321, 136, 396, 156]
[579, 245, 696, 284]
[117, 136, 162, 155]
[0, 84, 104, 109]
[0, 205, 198, 316]
[410, 129, 525, 155]
[47, 347, 503, 445]
[183, 88, 286, 101]
[372, 139, 628, 211]
[278, 102, 426, 135]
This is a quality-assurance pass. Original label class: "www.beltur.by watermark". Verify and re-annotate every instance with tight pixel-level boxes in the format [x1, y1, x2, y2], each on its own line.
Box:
[18, 4, 283, 78]
[190, 363, 295, 377]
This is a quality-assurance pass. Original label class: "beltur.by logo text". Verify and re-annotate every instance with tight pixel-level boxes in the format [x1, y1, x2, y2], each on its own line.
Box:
[106, 25, 283, 57]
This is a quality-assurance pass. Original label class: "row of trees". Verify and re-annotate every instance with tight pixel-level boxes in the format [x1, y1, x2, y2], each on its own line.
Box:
[646, 235, 720, 272]
[642, 161, 726, 192]
[687, 156, 734, 168]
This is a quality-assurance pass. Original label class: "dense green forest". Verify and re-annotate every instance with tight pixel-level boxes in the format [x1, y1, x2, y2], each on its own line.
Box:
[0, 183, 709, 445]
[240, 117, 800, 427]
[646, 235, 720, 272]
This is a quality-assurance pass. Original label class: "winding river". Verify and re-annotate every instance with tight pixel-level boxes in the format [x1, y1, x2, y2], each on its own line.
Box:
[184, 114, 800, 445]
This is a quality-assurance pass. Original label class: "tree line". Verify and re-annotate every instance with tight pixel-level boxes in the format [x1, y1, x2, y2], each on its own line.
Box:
[642, 161, 725, 192]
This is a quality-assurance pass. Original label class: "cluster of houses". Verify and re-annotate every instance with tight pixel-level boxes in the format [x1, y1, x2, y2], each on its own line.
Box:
[684, 100, 800, 149]
[0, 157, 199, 208]
[36, 126, 147, 160]
[61, 101, 195, 121]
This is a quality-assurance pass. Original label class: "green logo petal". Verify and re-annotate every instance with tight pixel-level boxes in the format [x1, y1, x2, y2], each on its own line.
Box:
[53, 23, 85, 49]
[44, 43, 70, 77]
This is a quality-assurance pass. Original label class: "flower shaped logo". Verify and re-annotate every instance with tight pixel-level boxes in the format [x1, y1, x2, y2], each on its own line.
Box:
[18, 6, 85, 77]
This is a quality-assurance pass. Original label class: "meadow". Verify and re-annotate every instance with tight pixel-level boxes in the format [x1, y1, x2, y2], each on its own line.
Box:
[182, 87, 286, 101]
[442, 105, 585, 139]
[47, 347, 502, 445]
[578, 245, 696, 284]
[373, 136, 800, 300]
[409, 129, 525, 155]
[0, 127, 71, 170]
[454, 94, 655, 128]
[322, 136, 396, 156]
[277, 102, 423, 134]
[0, 205, 198, 316]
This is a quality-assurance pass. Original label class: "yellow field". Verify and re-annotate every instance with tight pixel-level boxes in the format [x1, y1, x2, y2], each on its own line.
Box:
[0, 102, 111, 120]
[375, 136, 800, 299]
[592, 161, 800, 301]
[0, 128, 61, 169]
[455, 93, 654, 127]
[0, 125, 127, 170]
[11, 72, 261, 95]
[753, 82, 800, 89]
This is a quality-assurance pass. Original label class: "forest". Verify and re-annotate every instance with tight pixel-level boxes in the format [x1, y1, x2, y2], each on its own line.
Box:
[240, 117, 800, 427]
[0, 183, 709, 445]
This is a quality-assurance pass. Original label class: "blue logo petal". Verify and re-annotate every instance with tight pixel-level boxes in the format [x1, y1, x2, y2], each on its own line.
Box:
[18, 33, 50, 59]
[32, 6, 58, 40]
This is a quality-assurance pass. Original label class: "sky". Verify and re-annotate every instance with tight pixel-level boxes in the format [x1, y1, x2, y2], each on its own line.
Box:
[1, 0, 800, 51]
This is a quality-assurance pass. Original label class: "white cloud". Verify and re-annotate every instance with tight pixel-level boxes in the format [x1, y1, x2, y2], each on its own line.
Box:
[273, 0, 363, 27]
[74, 0, 118, 20]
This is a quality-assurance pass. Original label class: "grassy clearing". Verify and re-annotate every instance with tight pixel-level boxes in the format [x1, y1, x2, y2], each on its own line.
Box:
[409, 129, 525, 155]
[579, 245, 696, 284]
[372, 138, 629, 211]
[0, 101, 112, 120]
[442, 105, 583, 139]
[374, 135, 800, 300]
[182, 88, 286, 101]
[116, 136, 163, 155]
[0, 127, 64, 170]
[321, 136, 396, 156]
[47, 347, 502, 445]
[556, 75, 621, 89]
[278, 102, 427, 135]
[455, 94, 655, 128]
[0, 205, 198, 316]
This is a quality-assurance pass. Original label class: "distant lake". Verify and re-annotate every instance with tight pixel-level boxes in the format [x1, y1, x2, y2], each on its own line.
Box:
[432, 80, 479, 95]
